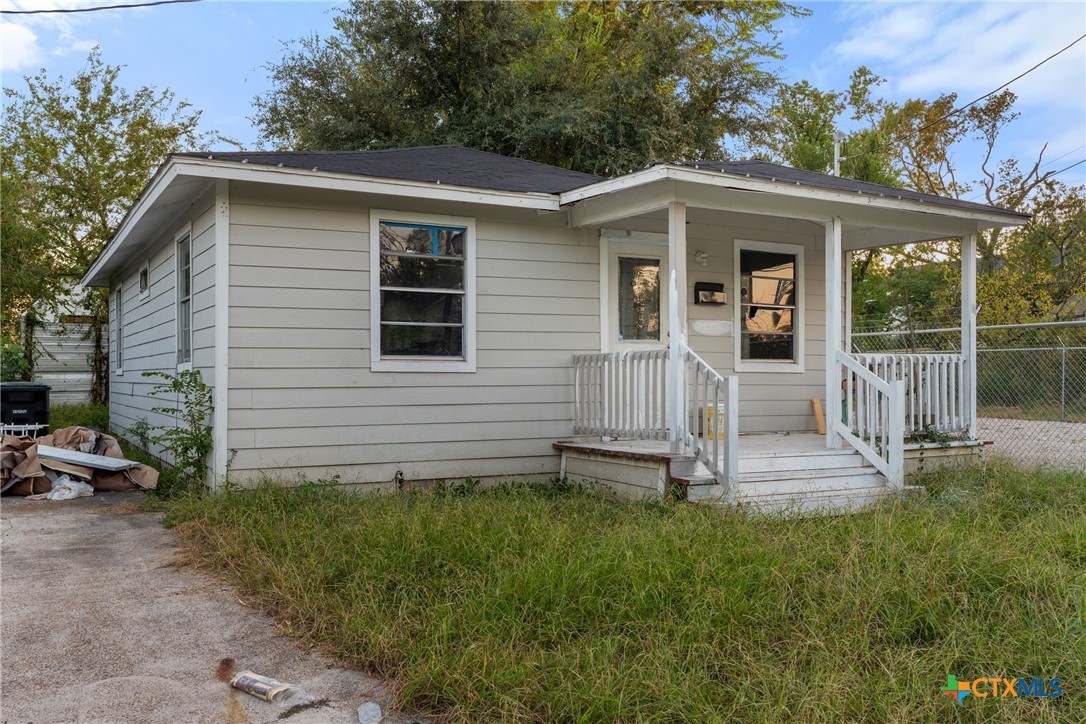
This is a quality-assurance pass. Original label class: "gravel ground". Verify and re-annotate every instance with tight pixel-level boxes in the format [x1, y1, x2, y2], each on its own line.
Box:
[1, 492, 419, 724]
[977, 417, 1086, 469]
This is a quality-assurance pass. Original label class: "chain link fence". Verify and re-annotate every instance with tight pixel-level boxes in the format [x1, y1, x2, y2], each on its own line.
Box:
[853, 321, 1086, 470]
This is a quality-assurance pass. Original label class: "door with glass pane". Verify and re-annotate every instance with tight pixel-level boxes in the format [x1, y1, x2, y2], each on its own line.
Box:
[609, 244, 668, 351]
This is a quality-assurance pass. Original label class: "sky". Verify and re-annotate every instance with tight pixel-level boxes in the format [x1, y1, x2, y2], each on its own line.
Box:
[2, 0, 1084, 194]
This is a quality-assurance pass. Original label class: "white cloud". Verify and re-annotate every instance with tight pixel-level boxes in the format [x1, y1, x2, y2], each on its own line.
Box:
[831, 1, 1086, 112]
[0, 0, 110, 69]
[0, 21, 41, 70]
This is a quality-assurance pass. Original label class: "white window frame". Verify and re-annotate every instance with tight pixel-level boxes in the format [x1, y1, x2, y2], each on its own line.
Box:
[733, 238, 805, 374]
[369, 210, 476, 373]
[607, 240, 669, 352]
[138, 261, 150, 301]
[114, 284, 124, 376]
[176, 224, 193, 371]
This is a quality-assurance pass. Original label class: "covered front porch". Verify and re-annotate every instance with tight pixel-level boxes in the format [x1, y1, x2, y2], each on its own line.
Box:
[554, 163, 1019, 507]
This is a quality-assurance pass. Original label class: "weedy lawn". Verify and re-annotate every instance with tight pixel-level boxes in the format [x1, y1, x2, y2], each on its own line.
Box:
[161, 462, 1085, 722]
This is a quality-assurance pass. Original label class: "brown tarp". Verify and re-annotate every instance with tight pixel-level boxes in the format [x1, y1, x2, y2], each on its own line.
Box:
[1, 427, 158, 495]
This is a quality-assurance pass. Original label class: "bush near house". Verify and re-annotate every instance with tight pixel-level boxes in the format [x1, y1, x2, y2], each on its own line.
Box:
[162, 462, 1084, 721]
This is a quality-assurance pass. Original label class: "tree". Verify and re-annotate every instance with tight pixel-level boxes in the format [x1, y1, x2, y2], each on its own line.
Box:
[767, 67, 1084, 330]
[254, 0, 808, 175]
[1, 48, 224, 402]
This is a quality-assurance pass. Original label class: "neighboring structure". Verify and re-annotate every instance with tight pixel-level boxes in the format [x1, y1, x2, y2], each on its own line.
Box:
[26, 285, 95, 404]
[81, 146, 1027, 510]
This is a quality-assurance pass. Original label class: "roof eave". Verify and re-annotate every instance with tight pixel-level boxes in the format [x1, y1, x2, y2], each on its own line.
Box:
[82, 156, 564, 287]
[560, 165, 1029, 227]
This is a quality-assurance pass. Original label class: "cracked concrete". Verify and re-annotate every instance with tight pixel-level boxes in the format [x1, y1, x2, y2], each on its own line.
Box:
[1, 493, 414, 723]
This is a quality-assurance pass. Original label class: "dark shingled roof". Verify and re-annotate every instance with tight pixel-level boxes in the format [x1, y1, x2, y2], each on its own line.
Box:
[667, 159, 1027, 218]
[175, 145, 600, 195]
[174, 146, 1025, 219]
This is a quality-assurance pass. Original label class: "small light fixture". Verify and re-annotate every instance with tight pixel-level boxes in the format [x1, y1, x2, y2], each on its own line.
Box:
[694, 250, 709, 266]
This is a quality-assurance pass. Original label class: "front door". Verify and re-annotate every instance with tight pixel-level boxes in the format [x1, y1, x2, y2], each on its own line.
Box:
[607, 241, 669, 352]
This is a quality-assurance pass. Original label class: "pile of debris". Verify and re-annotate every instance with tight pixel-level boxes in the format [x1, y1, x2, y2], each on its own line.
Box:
[1, 426, 158, 497]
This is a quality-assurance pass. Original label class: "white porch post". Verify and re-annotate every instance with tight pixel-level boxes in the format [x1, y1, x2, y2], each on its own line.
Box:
[961, 233, 978, 439]
[844, 250, 853, 353]
[667, 201, 687, 453]
[825, 217, 843, 449]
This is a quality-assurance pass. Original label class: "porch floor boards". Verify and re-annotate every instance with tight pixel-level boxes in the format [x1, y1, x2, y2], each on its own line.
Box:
[557, 432, 851, 465]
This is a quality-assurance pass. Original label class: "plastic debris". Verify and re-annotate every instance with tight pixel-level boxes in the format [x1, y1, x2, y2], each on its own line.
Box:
[357, 701, 383, 723]
[26, 475, 94, 501]
[230, 670, 312, 706]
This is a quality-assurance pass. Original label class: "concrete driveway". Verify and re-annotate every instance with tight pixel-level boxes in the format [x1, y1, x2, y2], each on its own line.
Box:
[1, 493, 412, 723]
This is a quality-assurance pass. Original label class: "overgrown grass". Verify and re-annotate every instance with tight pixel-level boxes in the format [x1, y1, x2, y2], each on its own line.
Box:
[49, 402, 110, 433]
[162, 464, 1085, 721]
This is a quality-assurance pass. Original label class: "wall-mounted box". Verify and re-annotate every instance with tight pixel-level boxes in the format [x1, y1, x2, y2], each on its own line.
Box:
[694, 281, 726, 305]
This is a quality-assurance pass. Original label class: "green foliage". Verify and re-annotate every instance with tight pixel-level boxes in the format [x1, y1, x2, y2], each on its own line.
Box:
[0, 175, 61, 341]
[162, 463, 1086, 721]
[769, 67, 1084, 330]
[254, 0, 807, 175]
[139, 370, 214, 495]
[2, 48, 228, 403]
[1, 330, 32, 382]
[49, 403, 110, 432]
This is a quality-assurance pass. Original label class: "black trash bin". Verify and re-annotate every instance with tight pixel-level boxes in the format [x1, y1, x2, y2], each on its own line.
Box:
[1, 382, 51, 437]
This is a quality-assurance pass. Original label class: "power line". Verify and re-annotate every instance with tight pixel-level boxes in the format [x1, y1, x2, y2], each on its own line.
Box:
[1050, 159, 1085, 179]
[842, 33, 1086, 162]
[1, 0, 201, 14]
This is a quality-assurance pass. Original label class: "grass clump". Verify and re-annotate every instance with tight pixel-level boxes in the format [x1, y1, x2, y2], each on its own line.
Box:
[49, 402, 109, 432]
[162, 465, 1085, 721]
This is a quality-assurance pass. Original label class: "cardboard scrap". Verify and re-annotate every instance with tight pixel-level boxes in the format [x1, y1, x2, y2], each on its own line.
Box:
[1, 426, 158, 496]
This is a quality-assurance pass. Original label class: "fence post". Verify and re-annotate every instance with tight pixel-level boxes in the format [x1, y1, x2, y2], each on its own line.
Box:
[1061, 346, 1067, 422]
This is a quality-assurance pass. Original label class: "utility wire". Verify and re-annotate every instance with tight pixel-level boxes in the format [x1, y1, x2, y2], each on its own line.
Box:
[841, 33, 1086, 162]
[1, 0, 201, 14]
[1049, 159, 1085, 178]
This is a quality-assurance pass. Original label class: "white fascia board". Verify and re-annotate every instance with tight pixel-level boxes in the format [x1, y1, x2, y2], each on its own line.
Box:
[80, 162, 180, 287]
[562, 165, 1027, 228]
[176, 158, 561, 210]
[559, 166, 670, 204]
[81, 156, 562, 287]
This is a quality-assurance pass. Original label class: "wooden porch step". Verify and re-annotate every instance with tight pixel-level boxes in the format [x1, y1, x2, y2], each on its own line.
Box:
[739, 472, 887, 499]
[738, 451, 869, 475]
[737, 485, 890, 515]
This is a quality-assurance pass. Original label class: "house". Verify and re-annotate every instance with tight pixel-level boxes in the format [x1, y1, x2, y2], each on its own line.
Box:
[81, 146, 1027, 510]
[26, 284, 96, 405]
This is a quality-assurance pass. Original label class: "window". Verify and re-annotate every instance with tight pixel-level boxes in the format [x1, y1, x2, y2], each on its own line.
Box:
[735, 240, 803, 371]
[138, 262, 150, 300]
[617, 257, 661, 342]
[177, 230, 192, 366]
[370, 212, 476, 372]
[115, 286, 124, 374]
[602, 234, 669, 352]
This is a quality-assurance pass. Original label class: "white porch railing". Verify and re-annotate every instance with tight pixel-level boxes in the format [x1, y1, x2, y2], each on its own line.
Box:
[677, 344, 739, 500]
[573, 349, 668, 439]
[837, 351, 905, 488]
[571, 345, 738, 500]
[853, 353, 970, 435]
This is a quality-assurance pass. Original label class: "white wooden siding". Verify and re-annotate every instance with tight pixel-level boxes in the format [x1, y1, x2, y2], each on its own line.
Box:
[226, 183, 598, 486]
[611, 211, 829, 433]
[32, 321, 94, 404]
[109, 187, 216, 460]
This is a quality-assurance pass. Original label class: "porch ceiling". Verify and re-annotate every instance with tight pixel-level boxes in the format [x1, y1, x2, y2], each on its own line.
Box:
[565, 173, 1022, 251]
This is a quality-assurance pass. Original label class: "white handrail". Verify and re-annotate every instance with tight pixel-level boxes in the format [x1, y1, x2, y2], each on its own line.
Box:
[571, 345, 738, 501]
[676, 344, 739, 502]
[854, 353, 969, 434]
[838, 351, 905, 487]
